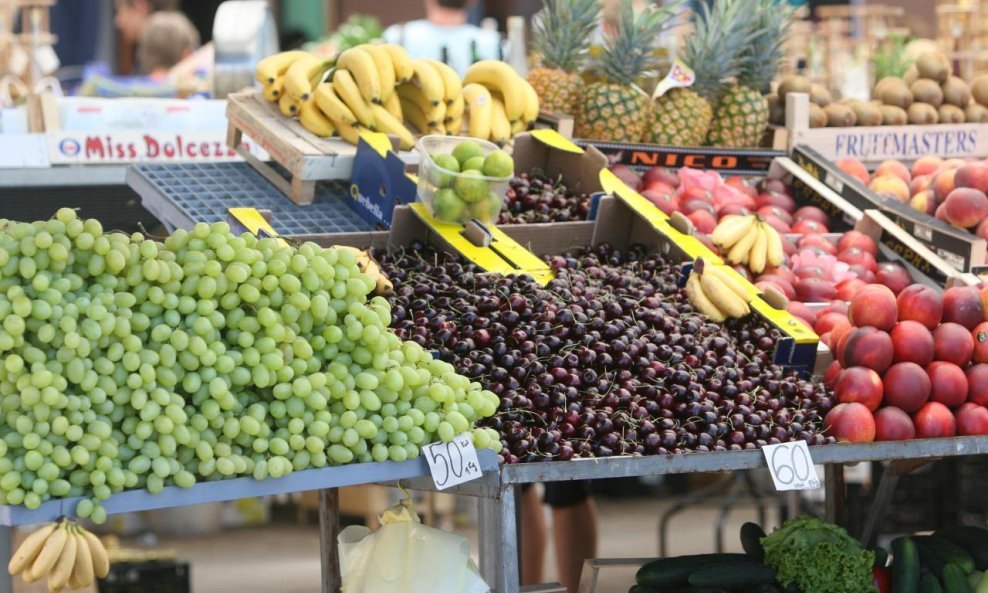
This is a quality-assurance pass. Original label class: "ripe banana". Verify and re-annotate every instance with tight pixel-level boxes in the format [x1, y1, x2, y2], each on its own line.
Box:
[400, 96, 440, 134]
[314, 83, 359, 127]
[299, 99, 336, 137]
[511, 119, 528, 135]
[685, 273, 726, 322]
[699, 269, 750, 318]
[382, 44, 414, 84]
[383, 92, 403, 120]
[445, 93, 465, 122]
[446, 115, 462, 135]
[332, 121, 364, 145]
[70, 527, 95, 590]
[711, 214, 756, 248]
[370, 104, 415, 150]
[410, 60, 445, 106]
[336, 47, 382, 104]
[726, 222, 759, 265]
[278, 92, 301, 117]
[79, 529, 109, 579]
[332, 70, 376, 129]
[489, 95, 512, 145]
[8, 521, 58, 575]
[748, 224, 768, 274]
[255, 50, 309, 84]
[764, 223, 785, 268]
[47, 527, 77, 592]
[397, 83, 445, 127]
[283, 54, 331, 101]
[702, 261, 754, 304]
[31, 522, 68, 578]
[519, 76, 540, 123]
[464, 60, 526, 122]
[424, 59, 462, 105]
[462, 83, 493, 141]
[361, 44, 397, 101]
[261, 77, 283, 102]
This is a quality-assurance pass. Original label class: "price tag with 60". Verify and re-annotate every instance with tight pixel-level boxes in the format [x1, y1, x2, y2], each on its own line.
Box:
[423, 433, 483, 491]
[761, 441, 821, 491]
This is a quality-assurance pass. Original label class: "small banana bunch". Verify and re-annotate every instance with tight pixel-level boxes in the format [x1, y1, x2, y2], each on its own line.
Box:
[332, 245, 393, 296]
[710, 214, 785, 274]
[684, 258, 754, 323]
[461, 60, 540, 145]
[8, 518, 110, 592]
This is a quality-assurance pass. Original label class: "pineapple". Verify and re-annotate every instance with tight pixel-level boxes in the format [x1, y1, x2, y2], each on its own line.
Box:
[707, 0, 794, 147]
[574, 0, 679, 142]
[646, 0, 756, 147]
[527, 0, 600, 116]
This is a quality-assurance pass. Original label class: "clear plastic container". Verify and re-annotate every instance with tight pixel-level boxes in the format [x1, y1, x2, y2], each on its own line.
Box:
[415, 135, 511, 226]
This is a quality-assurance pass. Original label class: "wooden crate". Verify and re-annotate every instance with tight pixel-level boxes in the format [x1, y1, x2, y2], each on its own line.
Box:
[225, 91, 360, 205]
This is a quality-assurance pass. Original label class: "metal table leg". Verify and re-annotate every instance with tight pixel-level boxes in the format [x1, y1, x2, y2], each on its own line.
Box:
[497, 485, 520, 593]
[825, 465, 847, 527]
[319, 488, 342, 593]
[0, 526, 11, 593]
[478, 495, 500, 586]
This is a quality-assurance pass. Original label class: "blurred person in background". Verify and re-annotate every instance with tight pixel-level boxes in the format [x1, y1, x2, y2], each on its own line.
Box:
[137, 11, 200, 82]
[114, 0, 180, 48]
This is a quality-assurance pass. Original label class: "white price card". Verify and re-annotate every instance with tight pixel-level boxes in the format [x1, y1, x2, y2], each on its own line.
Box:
[423, 433, 483, 491]
[761, 441, 821, 491]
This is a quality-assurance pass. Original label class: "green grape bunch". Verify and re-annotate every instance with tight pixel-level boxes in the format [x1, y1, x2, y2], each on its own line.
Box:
[0, 209, 501, 523]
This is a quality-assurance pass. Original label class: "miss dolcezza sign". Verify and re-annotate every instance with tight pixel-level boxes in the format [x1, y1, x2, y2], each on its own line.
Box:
[48, 131, 265, 164]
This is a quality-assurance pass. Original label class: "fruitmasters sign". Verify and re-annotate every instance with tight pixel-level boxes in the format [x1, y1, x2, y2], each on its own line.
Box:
[48, 131, 261, 164]
[792, 123, 988, 163]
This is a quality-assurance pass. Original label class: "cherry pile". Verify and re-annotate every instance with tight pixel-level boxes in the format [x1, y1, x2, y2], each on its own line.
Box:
[498, 172, 594, 224]
[376, 243, 836, 463]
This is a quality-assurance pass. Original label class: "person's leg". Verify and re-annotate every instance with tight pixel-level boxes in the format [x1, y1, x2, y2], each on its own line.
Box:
[520, 484, 547, 585]
[551, 498, 598, 593]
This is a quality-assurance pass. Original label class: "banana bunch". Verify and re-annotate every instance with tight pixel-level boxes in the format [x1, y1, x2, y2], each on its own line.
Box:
[711, 214, 785, 274]
[256, 51, 334, 115]
[461, 60, 540, 144]
[396, 59, 463, 136]
[8, 518, 110, 592]
[684, 258, 754, 323]
[332, 245, 393, 296]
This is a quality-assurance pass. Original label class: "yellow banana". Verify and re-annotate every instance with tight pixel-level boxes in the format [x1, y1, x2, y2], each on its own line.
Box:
[519, 76, 540, 123]
[362, 44, 397, 101]
[299, 99, 336, 137]
[446, 115, 463, 135]
[726, 223, 760, 265]
[8, 521, 58, 575]
[336, 47, 382, 103]
[702, 262, 754, 303]
[79, 529, 109, 579]
[383, 92, 403, 120]
[400, 96, 439, 133]
[382, 44, 414, 83]
[748, 224, 769, 274]
[462, 83, 493, 141]
[261, 77, 283, 102]
[463, 60, 526, 121]
[685, 273, 726, 322]
[332, 70, 376, 129]
[332, 121, 364, 145]
[70, 527, 95, 589]
[398, 83, 445, 127]
[424, 59, 462, 105]
[22, 562, 42, 584]
[711, 214, 756, 248]
[278, 92, 301, 117]
[410, 60, 445, 106]
[445, 93, 465, 122]
[47, 527, 77, 593]
[314, 83, 358, 127]
[31, 522, 68, 579]
[370, 104, 415, 150]
[699, 271, 750, 318]
[283, 54, 331, 100]
[255, 50, 310, 85]
[489, 94, 512, 145]
[511, 118, 528, 135]
[764, 223, 785, 268]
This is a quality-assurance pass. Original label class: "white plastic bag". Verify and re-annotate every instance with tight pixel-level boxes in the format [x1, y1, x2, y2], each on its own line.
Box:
[338, 498, 489, 593]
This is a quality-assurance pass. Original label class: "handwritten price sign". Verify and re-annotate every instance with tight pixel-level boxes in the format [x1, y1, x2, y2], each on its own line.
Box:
[762, 441, 821, 491]
[423, 433, 483, 491]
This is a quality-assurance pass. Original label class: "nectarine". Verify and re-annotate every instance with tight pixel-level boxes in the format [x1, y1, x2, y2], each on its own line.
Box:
[897, 284, 943, 329]
[934, 322, 976, 366]
[824, 402, 876, 443]
[839, 326, 894, 373]
[890, 320, 935, 366]
[883, 362, 932, 413]
[836, 157, 870, 185]
[848, 284, 898, 331]
[956, 402, 988, 436]
[835, 367, 884, 411]
[912, 401, 957, 438]
[927, 361, 969, 408]
[874, 406, 917, 441]
[942, 285, 985, 330]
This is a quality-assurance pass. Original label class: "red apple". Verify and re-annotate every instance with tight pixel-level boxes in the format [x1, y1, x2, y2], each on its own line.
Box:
[793, 206, 830, 226]
[642, 166, 680, 188]
[837, 230, 879, 257]
[724, 175, 756, 197]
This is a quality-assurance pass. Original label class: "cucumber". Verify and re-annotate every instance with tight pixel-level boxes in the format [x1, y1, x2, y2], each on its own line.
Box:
[944, 563, 975, 593]
[688, 561, 776, 587]
[921, 573, 944, 593]
[916, 538, 949, 579]
[740, 522, 767, 562]
[893, 537, 921, 593]
[939, 528, 988, 571]
[636, 554, 754, 589]
[967, 570, 984, 590]
[920, 536, 977, 574]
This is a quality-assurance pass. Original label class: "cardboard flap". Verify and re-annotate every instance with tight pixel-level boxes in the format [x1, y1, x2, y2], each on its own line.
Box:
[513, 131, 607, 197]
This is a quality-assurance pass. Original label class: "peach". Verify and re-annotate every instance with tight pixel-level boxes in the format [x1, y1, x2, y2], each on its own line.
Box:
[824, 402, 876, 443]
[687, 210, 717, 234]
[798, 234, 838, 255]
[890, 320, 935, 366]
[824, 360, 843, 388]
[908, 190, 937, 215]
[875, 159, 912, 184]
[943, 188, 988, 228]
[973, 321, 988, 363]
[976, 217, 988, 241]
[978, 283, 988, 319]
[936, 203, 949, 222]
[643, 189, 680, 215]
[912, 156, 944, 178]
[837, 278, 868, 301]
[955, 402, 988, 436]
[836, 157, 870, 185]
[933, 169, 958, 203]
[942, 285, 985, 329]
[954, 162, 988, 193]
[839, 248, 878, 273]
[835, 366, 884, 410]
[874, 406, 917, 441]
[941, 158, 967, 170]
[897, 284, 943, 329]
[837, 230, 879, 257]
[795, 277, 837, 302]
[967, 364, 988, 406]
[848, 284, 898, 330]
[758, 205, 793, 225]
[791, 219, 829, 235]
[876, 263, 912, 295]
[755, 191, 796, 213]
[869, 175, 911, 203]
[815, 312, 851, 336]
[793, 206, 830, 226]
[927, 361, 969, 408]
[934, 322, 976, 366]
[826, 301, 850, 315]
[883, 362, 932, 413]
[912, 401, 957, 438]
[909, 174, 933, 196]
[839, 326, 894, 373]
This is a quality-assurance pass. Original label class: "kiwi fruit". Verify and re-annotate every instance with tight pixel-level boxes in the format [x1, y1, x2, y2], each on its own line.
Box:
[903, 65, 919, 85]
[808, 103, 827, 128]
[880, 105, 908, 125]
[810, 84, 833, 107]
[966, 102, 988, 123]
[767, 95, 785, 125]
[938, 104, 965, 124]
[972, 75, 988, 107]
[874, 76, 905, 98]
[910, 79, 944, 107]
[915, 51, 951, 83]
[907, 102, 939, 125]
[942, 76, 972, 108]
[850, 101, 883, 126]
[824, 104, 856, 127]
[777, 76, 812, 102]
[878, 81, 913, 109]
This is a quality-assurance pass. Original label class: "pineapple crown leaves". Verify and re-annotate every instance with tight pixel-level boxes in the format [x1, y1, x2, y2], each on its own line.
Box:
[683, 0, 763, 101]
[531, 0, 601, 72]
[600, 0, 685, 87]
[739, 0, 796, 93]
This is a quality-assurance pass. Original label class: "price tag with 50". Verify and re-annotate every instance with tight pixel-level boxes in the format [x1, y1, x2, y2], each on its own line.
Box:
[761, 441, 821, 491]
[423, 433, 483, 491]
